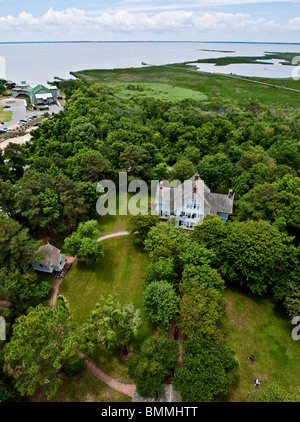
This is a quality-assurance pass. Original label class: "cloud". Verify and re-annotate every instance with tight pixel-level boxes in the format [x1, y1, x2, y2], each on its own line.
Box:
[0, 7, 295, 35]
[288, 16, 300, 30]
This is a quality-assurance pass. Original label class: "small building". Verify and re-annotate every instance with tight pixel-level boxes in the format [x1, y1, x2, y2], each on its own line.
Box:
[31, 242, 65, 273]
[155, 172, 234, 230]
[13, 81, 60, 106]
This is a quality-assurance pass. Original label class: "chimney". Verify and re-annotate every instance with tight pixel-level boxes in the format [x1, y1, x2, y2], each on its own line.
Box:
[194, 172, 200, 181]
[160, 181, 164, 190]
[228, 189, 233, 198]
[193, 183, 197, 193]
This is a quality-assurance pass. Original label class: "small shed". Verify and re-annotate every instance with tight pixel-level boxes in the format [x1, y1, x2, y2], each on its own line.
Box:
[31, 243, 65, 273]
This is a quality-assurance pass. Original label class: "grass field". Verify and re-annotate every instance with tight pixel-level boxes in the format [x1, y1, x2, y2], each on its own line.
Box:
[111, 82, 208, 102]
[193, 51, 300, 67]
[72, 62, 300, 106]
[60, 235, 150, 325]
[30, 369, 131, 403]
[223, 285, 300, 402]
[59, 234, 153, 382]
[0, 105, 13, 122]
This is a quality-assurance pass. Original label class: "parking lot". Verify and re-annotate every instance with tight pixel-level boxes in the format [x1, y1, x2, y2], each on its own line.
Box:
[0, 97, 63, 130]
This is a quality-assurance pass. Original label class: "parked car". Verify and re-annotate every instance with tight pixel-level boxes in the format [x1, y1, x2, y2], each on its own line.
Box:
[3, 105, 10, 109]
[0, 121, 4, 125]
[33, 122, 42, 126]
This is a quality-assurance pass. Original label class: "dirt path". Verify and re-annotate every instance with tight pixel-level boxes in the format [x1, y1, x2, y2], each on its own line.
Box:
[50, 256, 75, 308]
[84, 359, 136, 397]
[97, 231, 130, 242]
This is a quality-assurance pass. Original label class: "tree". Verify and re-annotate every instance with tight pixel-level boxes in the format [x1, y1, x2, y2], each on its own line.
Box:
[82, 295, 141, 355]
[220, 220, 297, 295]
[142, 281, 179, 331]
[119, 145, 149, 177]
[143, 258, 178, 286]
[236, 177, 300, 233]
[191, 214, 226, 263]
[144, 220, 188, 267]
[63, 220, 104, 265]
[178, 281, 225, 341]
[180, 264, 225, 293]
[127, 336, 179, 398]
[197, 153, 234, 190]
[170, 159, 195, 183]
[3, 304, 80, 400]
[173, 338, 239, 402]
[62, 354, 86, 378]
[284, 283, 300, 319]
[39, 188, 63, 232]
[3, 143, 26, 181]
[127, 213, 159, 245]
[0, 179, 19, 217]
[80, 181, 104, 216]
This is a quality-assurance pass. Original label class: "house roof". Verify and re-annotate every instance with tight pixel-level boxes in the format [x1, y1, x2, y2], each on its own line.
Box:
[205, 192, 234, 214]
[155, 173, 234, 216]
[34, 243, 63, 268]
[13, 83, 58, 95]
[35, 93, 53, 100]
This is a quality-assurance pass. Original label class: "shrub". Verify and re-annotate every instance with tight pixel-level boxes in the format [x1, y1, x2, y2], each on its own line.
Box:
[62, 354, 85, 377]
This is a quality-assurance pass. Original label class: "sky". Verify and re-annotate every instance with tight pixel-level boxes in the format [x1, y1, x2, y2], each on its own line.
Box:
[0, 1, 299, 43]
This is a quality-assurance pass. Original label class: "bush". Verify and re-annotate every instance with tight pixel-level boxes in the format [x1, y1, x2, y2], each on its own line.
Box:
[35, 281, 51, 299]
[127, 336, 179, 398]
[62, 354, 85, 377]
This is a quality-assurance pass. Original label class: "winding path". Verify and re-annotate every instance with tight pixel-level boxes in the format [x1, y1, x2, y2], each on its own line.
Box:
[51, 231, 135, 398]
[97, 231, 130, 242]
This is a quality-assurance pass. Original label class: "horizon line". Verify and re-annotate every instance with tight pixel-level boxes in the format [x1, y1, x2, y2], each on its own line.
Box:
[0, 41, 300, 45]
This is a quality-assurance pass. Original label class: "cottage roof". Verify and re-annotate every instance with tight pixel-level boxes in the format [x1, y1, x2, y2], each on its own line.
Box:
[34, 243, 63, 268]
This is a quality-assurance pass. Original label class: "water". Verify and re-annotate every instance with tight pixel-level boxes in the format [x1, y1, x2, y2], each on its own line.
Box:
[0, 41, 300, 83]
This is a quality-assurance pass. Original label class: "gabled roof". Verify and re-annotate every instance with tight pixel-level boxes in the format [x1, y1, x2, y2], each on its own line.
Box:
[205, 192, 234, 214]
[155, 172, 234, 216]
[34, 243, 63, 268]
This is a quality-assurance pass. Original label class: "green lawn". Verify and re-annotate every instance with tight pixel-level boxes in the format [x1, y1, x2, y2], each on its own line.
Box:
[29, 369, 131, 403]
[0, 105, 13, 122]
[223, 285, 300, 402]
[111, 82, 208, 102]
[72, 62, 300, 106]
[60, 235, 150, 325]
[59, 234, 153, 382]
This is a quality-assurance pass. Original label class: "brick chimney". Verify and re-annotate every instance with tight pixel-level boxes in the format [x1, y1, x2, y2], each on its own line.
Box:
[228, 189, 233, 198]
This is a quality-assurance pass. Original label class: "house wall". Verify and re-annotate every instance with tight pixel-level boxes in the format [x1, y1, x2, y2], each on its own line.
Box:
[157, 199, 209, 230]
[31, 255, 65, 273]
[31, 262, 53, 273]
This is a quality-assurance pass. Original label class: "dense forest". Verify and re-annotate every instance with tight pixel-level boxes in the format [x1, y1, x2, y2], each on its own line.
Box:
[0, 76, 299, 402]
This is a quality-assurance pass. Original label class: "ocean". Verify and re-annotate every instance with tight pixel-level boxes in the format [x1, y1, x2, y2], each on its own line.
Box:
[0, 41, 300, 83]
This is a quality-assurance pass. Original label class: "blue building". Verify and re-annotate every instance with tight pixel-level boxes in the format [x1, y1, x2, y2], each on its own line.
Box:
[31, 243, 65, 273]
[155, 172, 234, 230]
